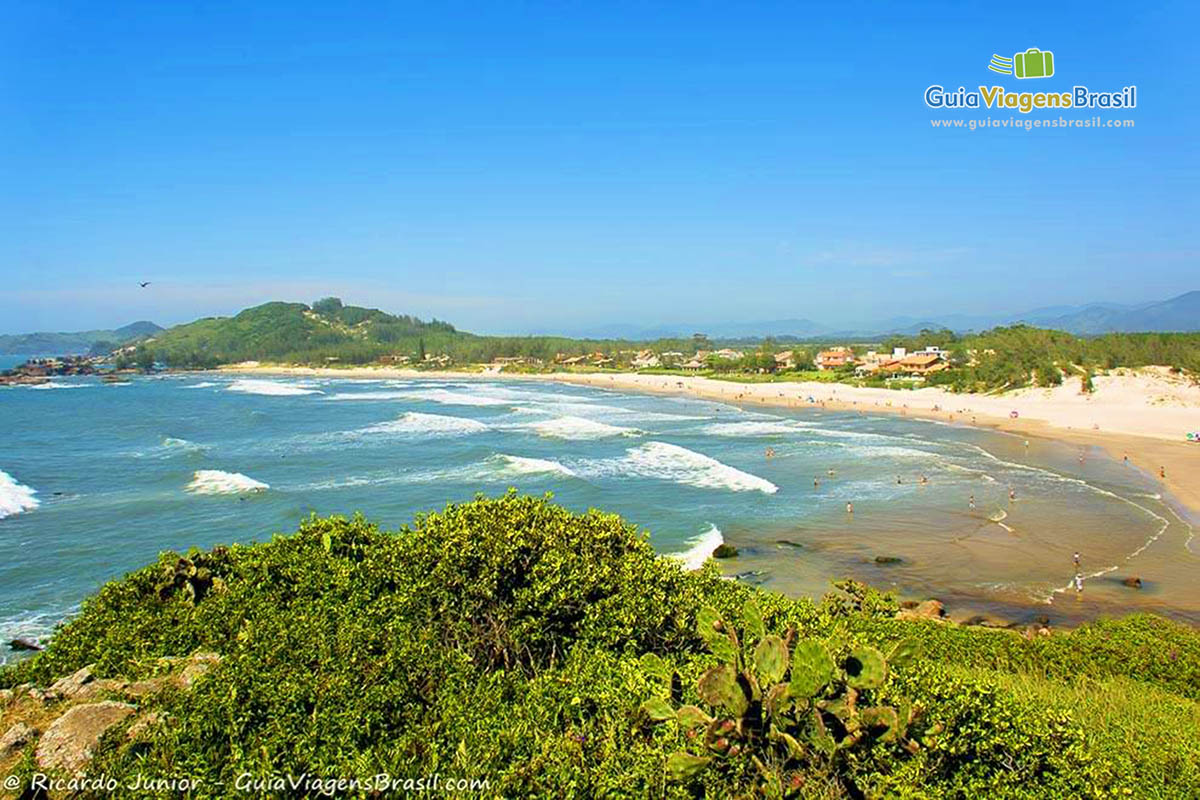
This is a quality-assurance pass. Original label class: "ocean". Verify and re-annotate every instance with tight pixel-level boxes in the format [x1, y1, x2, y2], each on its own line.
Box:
[1, 372, 1195, 661]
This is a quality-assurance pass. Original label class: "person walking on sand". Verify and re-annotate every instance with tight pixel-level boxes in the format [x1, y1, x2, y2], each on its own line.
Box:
[1074, 573, 1084, 595]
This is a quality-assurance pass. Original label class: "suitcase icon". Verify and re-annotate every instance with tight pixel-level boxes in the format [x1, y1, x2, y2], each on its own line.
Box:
[1014, 48, 1054, 79]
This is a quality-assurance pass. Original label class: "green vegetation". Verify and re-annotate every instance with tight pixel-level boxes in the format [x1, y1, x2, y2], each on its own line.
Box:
[888, 326, 1200, 392]
[3, 494, 1198, 797]
[140, 299, 1200, 397]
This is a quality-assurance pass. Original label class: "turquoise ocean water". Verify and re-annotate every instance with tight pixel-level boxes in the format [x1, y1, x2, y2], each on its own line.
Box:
[1, 372, 1195, 661]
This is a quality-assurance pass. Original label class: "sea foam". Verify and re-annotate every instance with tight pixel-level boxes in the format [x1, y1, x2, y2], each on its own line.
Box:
[523, 415, 641, 440]
[616, 442, 778, 494]
[226, 379, 322, 397]
[0, 470, 40, 519]
[359, 411, 489, 437]
[669, 524, 725, 571]
[488, 454, 577, 479]
[703, 420, 799, 437]
[186, 470, 269, 495]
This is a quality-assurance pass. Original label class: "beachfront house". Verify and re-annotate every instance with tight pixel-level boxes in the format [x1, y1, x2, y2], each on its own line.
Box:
[631, 349, 660, 369]
[816, 347, 856, 371]
[774, 350, 797, 370]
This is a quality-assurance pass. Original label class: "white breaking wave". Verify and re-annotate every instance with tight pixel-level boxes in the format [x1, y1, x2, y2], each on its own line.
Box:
[488, 454, 577, 479]
[226, 379, 322, 396]
[669, 525, 725, 571]
[133, 437, 208, 459]
[522, 416, 641, 440]
[186, 470, 269, 495]
[27, 382, 87, 390]
[398, 388, 512, 407]
[703, 420, 799, 437]
[0, 470, 40, 519]
[614, 442, 778, 494]
[359, 411, 489, 437]
[182, 381, 219, 389]
[326, 391, 421, 402]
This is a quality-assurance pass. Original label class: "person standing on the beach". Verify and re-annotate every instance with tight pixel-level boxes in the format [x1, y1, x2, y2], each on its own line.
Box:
[1160, 466, 1166, 479]
[846, 502, 853, 514]
[1074, 573, 1084, 594]
[969, 494, 975, 511]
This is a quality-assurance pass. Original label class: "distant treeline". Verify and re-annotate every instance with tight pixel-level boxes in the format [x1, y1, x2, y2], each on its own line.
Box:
[142, 300, 1200, 392]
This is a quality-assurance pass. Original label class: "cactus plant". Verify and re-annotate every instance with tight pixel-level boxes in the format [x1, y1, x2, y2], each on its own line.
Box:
[641, 600, 923, 796]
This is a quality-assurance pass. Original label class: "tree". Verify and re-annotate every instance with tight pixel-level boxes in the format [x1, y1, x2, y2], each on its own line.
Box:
[312, 297, 344, 316]
[134, 345, 155, 372]
[418, 338, 426, 361]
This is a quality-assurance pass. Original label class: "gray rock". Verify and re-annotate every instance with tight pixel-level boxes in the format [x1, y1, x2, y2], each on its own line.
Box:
[47, 665, 97, 701]
[0, 721, 37, 756]
[35, 701, 136, 775]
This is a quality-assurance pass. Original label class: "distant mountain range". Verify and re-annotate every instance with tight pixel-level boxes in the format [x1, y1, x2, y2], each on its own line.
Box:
[563, 291, 1200, 340]
[0, 321, 163, 356]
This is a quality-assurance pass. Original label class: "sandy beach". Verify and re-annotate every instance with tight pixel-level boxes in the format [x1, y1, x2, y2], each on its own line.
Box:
[220, 363, 1200, 519]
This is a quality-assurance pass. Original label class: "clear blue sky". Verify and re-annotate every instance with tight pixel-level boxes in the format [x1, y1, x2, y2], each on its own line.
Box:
[2, 0, 1196, 334]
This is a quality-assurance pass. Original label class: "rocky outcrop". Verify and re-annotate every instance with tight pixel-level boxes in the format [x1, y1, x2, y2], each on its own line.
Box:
[0, 721, 37, 756]
[47, 665, 97, 701]
[896, 599, 944, 621]
[35, 701, 135, 775]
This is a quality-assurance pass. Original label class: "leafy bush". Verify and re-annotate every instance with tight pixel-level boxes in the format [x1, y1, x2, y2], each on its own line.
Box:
[3, 494, 1199, 797]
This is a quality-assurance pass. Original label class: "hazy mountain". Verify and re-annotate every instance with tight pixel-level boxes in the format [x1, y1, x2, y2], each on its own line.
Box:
[1034, 291, 1200, 334]
[0, 320, 164, 356]
[566, 291, 1199, 341]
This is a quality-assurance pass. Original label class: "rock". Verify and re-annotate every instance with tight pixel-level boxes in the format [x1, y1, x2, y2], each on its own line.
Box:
[712, 544, 739, 559]
[874, 556, 903, 565]
[0, 722, 37, 756]
[897, 599, 944, 621]
[9, 637, 44, 652]
[35, 701, 135, 775]
[47, 665, 97, 701]
[1122, 576, 1143, 589]
[775, 540, 804, 549]
[178, 652, 222, 689]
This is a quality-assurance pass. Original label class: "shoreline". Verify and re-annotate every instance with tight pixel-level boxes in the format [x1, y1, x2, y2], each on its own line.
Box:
[217, 363, 1200, 520]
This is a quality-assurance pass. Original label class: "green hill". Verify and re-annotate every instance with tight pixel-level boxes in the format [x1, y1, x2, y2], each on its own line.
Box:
[2, 494, 1198, 797]
[149, 298, 465, 368]
[0, 321, 162, 356]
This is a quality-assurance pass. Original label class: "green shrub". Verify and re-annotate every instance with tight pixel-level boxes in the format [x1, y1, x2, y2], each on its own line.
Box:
[3, 494, 1199, 797]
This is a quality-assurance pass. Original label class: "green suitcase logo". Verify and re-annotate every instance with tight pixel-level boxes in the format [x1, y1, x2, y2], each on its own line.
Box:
[988, 48, 1055, 79]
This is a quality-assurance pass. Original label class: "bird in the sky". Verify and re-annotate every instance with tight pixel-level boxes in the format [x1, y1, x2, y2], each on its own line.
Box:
[139, 281, 151, 288]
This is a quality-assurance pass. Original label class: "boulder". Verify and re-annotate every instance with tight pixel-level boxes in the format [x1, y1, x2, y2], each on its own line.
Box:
[775, 540, 804, 549]
[711, 544, 739, 559]
[874, 556, 903, 565]
[897, 599, 944, 621]
[9, 637, 43, 652]
[35, 701, 135, 775]
[0, 722, 37, 756]
[1122, 576, 1143, 589]
[47, 665, 97, 701]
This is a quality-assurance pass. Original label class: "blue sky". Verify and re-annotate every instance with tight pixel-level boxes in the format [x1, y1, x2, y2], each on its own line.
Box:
[2, 0, 1196, 335]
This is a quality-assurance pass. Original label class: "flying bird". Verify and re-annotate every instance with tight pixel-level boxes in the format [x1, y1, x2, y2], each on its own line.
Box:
[139, 281, 151, 288]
